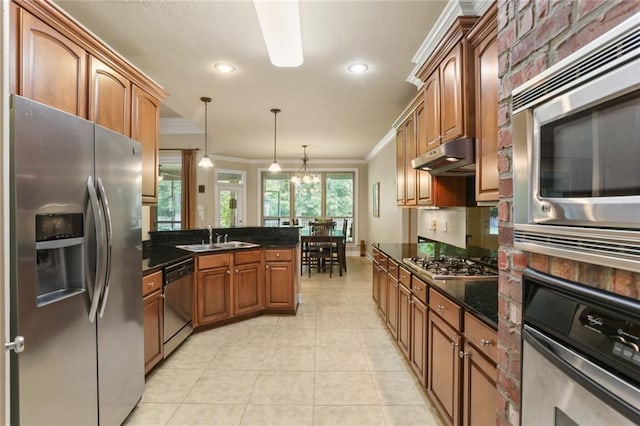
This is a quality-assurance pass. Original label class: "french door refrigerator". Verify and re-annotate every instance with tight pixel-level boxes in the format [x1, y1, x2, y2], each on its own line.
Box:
[8, 95, 144, 425]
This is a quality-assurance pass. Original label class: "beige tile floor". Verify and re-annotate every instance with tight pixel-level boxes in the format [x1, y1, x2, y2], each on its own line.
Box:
[126, 256, 444, 426]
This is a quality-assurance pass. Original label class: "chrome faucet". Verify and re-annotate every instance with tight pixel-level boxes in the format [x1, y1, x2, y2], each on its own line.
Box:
[216, 234, 222, 244]
[224, 234, 229, 243]
[208, 224, 213, 245]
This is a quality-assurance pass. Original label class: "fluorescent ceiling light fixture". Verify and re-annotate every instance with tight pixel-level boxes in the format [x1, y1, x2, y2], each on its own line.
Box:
[214, 63, 236, 73]
[253, 0, 303, 67]
[347, 63, 369, 73]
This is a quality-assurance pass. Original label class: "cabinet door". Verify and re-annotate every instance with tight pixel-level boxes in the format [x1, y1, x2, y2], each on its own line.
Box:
[131, 85, 160, 204]
[386, 275, 399, 339]
[416, 100, 433, 205]
[410, 297, 428, 385]
[461, 343, 497, 426]
[196, 266, 231, 325]
[89, 56, 131, 136]
[378, 269, 389, 321]
[372, 262, 380, 304]
[20, 11, 87, 117]
[233, 261, 264, 316]
[396, 127, 405, 206]
[265, 261, 294, 310]
[474, 31, 499, 202]
[440, 43, 464, 143]
[428, 312, 461, 426]
[403, 113, 417, 206]
[397, 284, 411, 358]
[423, 71, 441, 151]
[143, 290, 163, 374]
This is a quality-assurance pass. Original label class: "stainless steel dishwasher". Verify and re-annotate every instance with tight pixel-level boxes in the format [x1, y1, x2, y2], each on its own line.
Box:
[163, 258, 194, 357]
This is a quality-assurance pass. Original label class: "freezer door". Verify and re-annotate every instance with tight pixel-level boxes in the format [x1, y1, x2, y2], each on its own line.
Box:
[94, 125, 144, 425]
[10, 95, 99, 425]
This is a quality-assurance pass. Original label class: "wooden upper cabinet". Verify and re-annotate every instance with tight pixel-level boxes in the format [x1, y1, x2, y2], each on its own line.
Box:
[403, 112, 417, 206]
[396, 127, 405, 206]
[89, 57, 131, 136]
[423, 72, 441, 152]
[131, 85, 160, 204]
[440, 44, 464, 142]
[19, 10, 87, 117]
[469, 4, 499, 202]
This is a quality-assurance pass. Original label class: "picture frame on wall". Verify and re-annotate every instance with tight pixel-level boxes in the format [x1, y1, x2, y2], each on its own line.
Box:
[373, 182, 380, 217]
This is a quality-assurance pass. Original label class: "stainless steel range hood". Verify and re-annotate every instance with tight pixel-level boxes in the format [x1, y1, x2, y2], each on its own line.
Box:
[411, 137, 475, 176]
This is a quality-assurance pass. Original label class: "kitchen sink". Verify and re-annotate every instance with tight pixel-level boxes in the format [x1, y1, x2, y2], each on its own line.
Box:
[176, 241, 259, 252]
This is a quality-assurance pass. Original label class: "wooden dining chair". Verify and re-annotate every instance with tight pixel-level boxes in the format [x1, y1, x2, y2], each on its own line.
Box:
[304, 222, 338, 277]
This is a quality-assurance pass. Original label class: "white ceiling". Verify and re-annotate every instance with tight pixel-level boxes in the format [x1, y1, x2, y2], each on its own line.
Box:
[55, 0, 451, 161]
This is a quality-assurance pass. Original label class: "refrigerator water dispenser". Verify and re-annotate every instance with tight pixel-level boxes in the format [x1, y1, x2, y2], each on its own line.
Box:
[35, 213, 84, 306]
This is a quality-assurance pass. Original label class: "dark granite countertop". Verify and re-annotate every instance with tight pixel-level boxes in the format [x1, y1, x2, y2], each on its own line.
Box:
[373, 242, 498, 329]
[142, 246, 192, 274]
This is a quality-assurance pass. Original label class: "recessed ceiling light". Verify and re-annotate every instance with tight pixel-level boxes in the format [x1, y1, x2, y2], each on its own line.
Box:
[214, 63, 236, 73]
[347, 63, 369, 73]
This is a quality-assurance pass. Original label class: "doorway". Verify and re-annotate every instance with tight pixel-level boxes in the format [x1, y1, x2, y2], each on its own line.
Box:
[215, 170, 246, 228]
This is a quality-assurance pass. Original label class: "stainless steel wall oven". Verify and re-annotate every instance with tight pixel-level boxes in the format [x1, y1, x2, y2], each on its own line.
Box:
[522, 268, 640, 426]
[512, 13, 640, 272]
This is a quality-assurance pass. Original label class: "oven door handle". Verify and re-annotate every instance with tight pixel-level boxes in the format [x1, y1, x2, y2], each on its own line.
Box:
[523, 325, 640, 423]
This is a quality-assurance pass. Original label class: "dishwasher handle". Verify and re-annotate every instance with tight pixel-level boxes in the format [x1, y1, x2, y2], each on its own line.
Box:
[164, 258, 194, 285]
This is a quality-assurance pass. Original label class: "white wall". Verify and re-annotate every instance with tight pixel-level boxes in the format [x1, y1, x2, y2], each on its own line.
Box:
[366, 141, 407, 246]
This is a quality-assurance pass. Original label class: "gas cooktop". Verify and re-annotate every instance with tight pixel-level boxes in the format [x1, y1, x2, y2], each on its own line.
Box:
[403, 256, 498, 280]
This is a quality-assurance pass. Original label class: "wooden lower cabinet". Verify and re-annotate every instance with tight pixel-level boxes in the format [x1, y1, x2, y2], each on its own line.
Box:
[196, 266, 232, 325]
[142, 271, 163, 374]
[232, 250, 264, 316]
[378, 270, 389, 321]
[461, 343, 497, 426]
[410, 297, 428, 385]
[386, 274, 399, 338]
[428, 311, 462, 426]
[265, 248, 296, 311]
[397, 284, 411, 358]
[372, 261, 380, 304]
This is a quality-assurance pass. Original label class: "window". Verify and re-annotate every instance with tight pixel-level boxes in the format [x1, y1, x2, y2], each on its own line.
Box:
[216, 170, 246, 227]
[261, 171, 355, 242]
[156, 154, 182, 230]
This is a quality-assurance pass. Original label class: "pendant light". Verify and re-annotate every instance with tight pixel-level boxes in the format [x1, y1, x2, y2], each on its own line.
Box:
[268, 108, 282, 172]
[198, 96, 214, 168]
[291, 145, 320, 184]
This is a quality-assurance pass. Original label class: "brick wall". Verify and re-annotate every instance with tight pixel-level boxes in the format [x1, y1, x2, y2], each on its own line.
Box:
[496, 1, 640, 425]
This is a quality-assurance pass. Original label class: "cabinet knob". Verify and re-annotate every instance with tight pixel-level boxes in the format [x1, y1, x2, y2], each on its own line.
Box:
[226, 270, 231, 275]
[276, 253, 280, 257]
[235, 269, 239, 273]
[450, 341, 458, 348]
[459, 350, 469, 358]
[266, 265, 270, 269]
[480, 339, 492, 346]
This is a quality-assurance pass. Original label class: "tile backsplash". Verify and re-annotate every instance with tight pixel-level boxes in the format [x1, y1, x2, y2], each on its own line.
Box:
[417, 207, 498, 251]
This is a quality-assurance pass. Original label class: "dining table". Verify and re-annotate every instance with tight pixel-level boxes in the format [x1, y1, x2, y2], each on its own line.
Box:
[299, 227, 347, 276]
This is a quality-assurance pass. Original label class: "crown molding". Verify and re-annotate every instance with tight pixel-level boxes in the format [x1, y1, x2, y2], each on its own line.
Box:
[407, 0, 485, 88]
[160, 117, 202, 134]
[365, 128, 396, 162]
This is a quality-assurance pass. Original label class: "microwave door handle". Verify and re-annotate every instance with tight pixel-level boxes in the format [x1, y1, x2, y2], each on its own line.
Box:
[87, 176, 106, 323]
[96, 177, 113, 319]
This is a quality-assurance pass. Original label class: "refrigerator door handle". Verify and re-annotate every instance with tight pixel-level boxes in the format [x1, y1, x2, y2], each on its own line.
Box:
[97, 177, 113, 318]
[87, 176, 106, 323]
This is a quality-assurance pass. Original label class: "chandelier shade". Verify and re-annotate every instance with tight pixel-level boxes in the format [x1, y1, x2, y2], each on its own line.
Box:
[290, 145, 320, 184]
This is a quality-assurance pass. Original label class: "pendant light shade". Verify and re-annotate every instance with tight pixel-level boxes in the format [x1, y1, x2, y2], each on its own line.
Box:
[268, 108, 282, 173]
[198, 96, 214, 168]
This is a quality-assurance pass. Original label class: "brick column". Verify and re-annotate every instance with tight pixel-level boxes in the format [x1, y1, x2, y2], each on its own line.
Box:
[495, 1, 640, 425]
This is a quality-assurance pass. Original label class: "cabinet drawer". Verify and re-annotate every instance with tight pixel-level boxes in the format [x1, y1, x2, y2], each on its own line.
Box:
[379, 255, 389, 271]
[399, 266, 411, 287]
[234, 249, 262, 265]
[411, 275, 428, 305]
[372, 248, 380, 263]
[198, 253, 230, 270]
[142, 270, 162, 297]
[265, 248, 292, 262]
[464, 312, 497, 363]
[429, 289, 461, 331]
[388, 259, 399, 279]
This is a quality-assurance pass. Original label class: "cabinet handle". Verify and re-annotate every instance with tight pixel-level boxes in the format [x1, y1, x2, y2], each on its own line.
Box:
[450, 341, 458, 348]
[480, 339, 492, 346]
[235, 269, 239, 273]
[266, 265, 270, 269]
[226, 270, 231, 275]
[436, 304, 446, 311]
[147, 282, 154, 286]
[413, 287, 422, 291]
[459, 350, 469, 358]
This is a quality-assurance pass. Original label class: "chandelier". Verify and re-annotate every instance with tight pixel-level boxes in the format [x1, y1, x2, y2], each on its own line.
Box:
[290, 145, 320, 184]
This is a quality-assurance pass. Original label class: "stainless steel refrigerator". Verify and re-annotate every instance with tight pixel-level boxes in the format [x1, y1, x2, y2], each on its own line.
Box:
[8, 95, 144, 425]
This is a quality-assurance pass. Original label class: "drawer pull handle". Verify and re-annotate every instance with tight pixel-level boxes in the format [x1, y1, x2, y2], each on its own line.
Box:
[400, 275, 407, 279]
[147, 282, 154, 286]
[413, 287, 422, 291]
[436, 304, 446, 311]
[480, 339, 492, 346]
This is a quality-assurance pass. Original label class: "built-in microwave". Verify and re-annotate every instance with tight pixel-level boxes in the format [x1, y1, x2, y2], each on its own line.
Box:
[512, 12, 640, 272]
